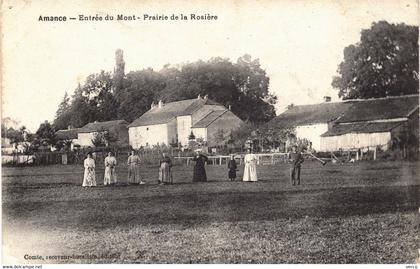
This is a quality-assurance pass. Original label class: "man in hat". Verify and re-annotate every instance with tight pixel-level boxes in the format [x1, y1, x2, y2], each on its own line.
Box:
[290, 145, 304, 186]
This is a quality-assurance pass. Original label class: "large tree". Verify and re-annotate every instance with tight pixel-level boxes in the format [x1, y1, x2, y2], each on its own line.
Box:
[53, 91, 72, 130]
[159, 55, 277, 123]
[116, 69, 166, 122]
[332, 21, 419, 99]
[35, 121, 56, 146]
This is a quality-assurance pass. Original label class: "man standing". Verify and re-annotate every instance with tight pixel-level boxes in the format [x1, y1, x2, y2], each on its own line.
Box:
[290, 145, 304, 186]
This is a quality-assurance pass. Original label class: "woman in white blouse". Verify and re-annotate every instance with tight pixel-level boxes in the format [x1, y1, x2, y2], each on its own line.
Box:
[243, 148, 258, 182]
[82, 152, 97, 187]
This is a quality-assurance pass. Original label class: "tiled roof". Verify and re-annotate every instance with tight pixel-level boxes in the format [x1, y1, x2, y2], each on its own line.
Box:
[192, 110, 228, 128]
[270, 94, 419, 129]
[336, 94, 419, 123]
[55, 128, 80, 140]
[128, 98, 222, 127]
[270, 102, 351, 128]
[321, 121, 404, 137]
[79, 120, 128, 133]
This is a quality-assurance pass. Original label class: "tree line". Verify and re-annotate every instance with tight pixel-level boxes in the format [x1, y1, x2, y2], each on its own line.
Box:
[53, 54, 277, 130]
[3, 21, 418, 154]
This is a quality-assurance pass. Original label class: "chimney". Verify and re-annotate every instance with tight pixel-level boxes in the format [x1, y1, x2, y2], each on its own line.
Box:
[158, 100, 164, 108]
[204, 94, 208, 100]
[228, 105, 231, 111]
[197, 94, 201, 99]
[323, 96, 331, 102]
[151, 101, 156, 109]
[67, 125, 72, 130]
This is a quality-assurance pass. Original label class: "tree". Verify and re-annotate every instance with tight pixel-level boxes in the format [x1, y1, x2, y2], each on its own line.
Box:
[116, 69, 166, 122]
[54, 91, 72, 130]
[332, 21, 419, 99]
[91, 132, 107, 147]
[158, 55, 277, 123]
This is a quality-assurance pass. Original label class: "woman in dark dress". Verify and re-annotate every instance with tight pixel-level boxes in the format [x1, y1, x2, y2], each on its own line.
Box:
[192, 151, 208, 182]
[228, 155, 237, 181]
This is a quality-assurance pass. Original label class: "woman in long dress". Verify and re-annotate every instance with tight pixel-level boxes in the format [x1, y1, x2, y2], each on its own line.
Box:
[192, 151, 208, 182]
[104, 152, 117, 186]
[82, 153, 97, 187]
[243, 148, 258, 182]
[127, 150, 144, 184]
[159, 153, 172, 185]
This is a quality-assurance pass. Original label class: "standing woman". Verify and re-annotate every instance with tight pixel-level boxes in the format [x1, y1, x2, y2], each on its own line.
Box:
[82, 152, 97, 187]
[127, 150, 144, 184]
[243, 148, 258, 182]
[104, 151, 117, 186]
[192, 150, 208, 182]
[159, 153, 173, 185]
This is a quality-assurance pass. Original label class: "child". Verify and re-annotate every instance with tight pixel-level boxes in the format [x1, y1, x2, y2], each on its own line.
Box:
[228, 155, 237, 181]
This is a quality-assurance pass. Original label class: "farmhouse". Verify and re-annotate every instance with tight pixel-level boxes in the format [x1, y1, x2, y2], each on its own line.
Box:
[128, 96, 243, 148]
[77, 120, 129, 147]
[271, 94, 419, 152]
[55, 128, 80, 150]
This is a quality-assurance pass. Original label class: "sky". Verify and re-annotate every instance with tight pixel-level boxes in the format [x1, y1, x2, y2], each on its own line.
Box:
[1, 0, 418, 132]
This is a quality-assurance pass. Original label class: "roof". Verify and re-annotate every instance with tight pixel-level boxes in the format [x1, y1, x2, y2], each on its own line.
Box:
[128, 97, 222, 127]
[55, 128, 80, 140]
[79, 120, 128, 133]
[192, 110, 228, 128]
[271, 94, 419, 129]
[321, 121, 404, 137]
[336, 94, 419, 123]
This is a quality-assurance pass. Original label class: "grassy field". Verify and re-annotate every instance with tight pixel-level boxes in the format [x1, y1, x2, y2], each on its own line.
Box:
[2, 160, 420, 264]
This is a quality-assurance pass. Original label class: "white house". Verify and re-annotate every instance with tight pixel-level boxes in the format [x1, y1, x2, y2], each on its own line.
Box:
[128, 96, 243, 148]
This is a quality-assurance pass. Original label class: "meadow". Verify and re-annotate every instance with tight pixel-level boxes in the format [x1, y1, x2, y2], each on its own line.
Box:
[2, 160, 419, 263]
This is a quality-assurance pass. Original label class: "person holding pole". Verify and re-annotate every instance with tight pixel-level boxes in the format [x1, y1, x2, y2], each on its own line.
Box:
[290, 145, 304, 186]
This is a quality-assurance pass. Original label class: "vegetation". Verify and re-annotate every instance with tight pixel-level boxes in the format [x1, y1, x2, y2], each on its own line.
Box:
[332, 21, 419, 99]
[2, 161, 419, 263]
[54, 55, 277, 130]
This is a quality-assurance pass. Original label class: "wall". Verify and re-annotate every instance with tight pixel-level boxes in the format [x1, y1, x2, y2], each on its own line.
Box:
[296, 123, 329, 151]
[78, 133, 95, 147]
[166, 118, 178, 146]
[192, 128, 207, 141]
[206, 111, 242, 146]
[176, 115, 192, 146]
[129, 123, 168, 149]
[320, 132, 391, 152]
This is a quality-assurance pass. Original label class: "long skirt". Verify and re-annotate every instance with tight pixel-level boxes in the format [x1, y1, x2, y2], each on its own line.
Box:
[104, 167, 117, 185]
[82, 169, 97, 187]
[228, 169, 237, 179]
[193, 164, 207, 182]
[243, 163, 257, 182]
[159, 162, 172, 183]
[128, 164, 141, 184]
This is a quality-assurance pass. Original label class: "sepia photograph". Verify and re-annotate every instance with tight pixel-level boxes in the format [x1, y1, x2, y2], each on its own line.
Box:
[1, 0, 419, 266]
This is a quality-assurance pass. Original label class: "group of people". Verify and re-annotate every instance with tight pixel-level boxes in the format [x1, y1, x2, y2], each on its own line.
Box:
[82, 146, 305, 187]
[82, 150, 145, 187]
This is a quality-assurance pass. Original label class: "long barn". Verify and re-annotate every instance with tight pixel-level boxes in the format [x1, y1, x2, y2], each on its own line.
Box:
[271, 94, 419, 153]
